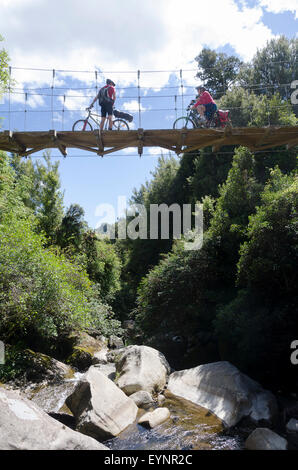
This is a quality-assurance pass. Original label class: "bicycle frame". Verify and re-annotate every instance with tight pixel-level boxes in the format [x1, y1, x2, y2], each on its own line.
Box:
[82, 109, 110, 130]
[187, 109, 202, 127]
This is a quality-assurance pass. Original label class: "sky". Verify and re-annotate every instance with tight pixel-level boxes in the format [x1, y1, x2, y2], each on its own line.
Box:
[0, 0, 297, 227]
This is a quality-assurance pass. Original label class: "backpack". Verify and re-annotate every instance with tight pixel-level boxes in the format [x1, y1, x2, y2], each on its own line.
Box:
[98, 86, 113, 106]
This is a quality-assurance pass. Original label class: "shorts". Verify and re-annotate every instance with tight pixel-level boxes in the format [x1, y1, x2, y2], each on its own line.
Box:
[205, 102, 217, 120]
[101, 101, 113, 117]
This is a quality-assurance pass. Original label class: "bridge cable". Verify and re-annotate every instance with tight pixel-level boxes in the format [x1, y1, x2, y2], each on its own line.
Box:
[51, 69, 55, 129]
[8, 66, 11, 131]
[138, 70, 141, 128]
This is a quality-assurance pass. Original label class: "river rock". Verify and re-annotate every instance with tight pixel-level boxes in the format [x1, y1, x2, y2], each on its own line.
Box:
[138, 407, 170, 428]
[129, 391, 155, 408]
[0, 387, 108, 450]
[93, 362, 116, 381]
[286, 418, 298, 432]
[66, 332, 106, 371]
[4, 348, 74, 384]
[157, 394, 166, 406]
[108, 335, 124, 349]
[245, 428, 288, 450]
[114, 345, 171, 395]
[66, 366, 138, 440]
[167, 361, 277, 428]
[92, 347, 109, 365]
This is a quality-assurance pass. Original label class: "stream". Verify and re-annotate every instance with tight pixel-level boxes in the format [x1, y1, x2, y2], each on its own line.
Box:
[22, 372, 244, 451]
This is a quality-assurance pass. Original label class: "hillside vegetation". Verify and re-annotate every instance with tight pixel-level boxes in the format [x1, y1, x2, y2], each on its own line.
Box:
[0, 36, 297, 391]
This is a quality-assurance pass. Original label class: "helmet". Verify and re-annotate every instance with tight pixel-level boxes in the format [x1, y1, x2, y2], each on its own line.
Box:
[106, 79, 115, 86]
[196, 85, 206, 92]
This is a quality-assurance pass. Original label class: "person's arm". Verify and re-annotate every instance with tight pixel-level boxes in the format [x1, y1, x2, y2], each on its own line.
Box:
[111, 87, 116, 104]
[88, 92, 99, 109]
[192, 97, 202, 109]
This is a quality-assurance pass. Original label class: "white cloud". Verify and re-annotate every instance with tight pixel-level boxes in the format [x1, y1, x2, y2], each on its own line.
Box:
[258, 0, 298, 19]
[0, 0, 277, 93]
[122, 100, 148, 112]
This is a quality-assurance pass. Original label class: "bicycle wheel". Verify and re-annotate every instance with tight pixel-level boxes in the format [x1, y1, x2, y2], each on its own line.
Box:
[113, 119, 129, 130]
[173, 117, 195, 130]
[72, 120, 93, 131]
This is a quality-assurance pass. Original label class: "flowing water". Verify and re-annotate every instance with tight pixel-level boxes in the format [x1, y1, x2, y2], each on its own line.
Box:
[104, 392, 243, 450]
[23, 373, 244, 450]
[22, 371, 85, 413]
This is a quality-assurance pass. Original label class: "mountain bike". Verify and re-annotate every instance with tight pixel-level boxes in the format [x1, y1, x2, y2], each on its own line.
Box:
[173, 101, 231, 130]
[72, 108, 130, 131]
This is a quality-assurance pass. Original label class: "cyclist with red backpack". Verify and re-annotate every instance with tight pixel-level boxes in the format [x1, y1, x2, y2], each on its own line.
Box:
[192, 86, 217, 123]
[88, 79, 116, 131]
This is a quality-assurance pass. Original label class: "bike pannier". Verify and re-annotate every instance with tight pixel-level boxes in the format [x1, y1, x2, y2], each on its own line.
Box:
[113, 109, 133, 122]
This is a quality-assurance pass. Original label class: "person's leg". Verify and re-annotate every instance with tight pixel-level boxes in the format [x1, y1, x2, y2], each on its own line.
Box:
[107, 102, 114, 130]
[108, 114, 113, 130]
[100, 104, 107, 130]
[205, 103, 216, 121]
[196, 105, 206, 119]
[100, 117, 106, 130]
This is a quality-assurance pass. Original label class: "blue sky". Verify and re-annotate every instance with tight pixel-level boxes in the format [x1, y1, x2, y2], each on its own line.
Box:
[0, 0, 297, 227]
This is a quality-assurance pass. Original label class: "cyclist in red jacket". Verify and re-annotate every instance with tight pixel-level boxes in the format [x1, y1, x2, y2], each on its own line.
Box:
[192, 86, 217, 122]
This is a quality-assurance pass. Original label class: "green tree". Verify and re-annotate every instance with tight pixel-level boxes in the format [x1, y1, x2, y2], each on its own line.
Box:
[33, 154, 64, 243]
[9, 153, 64, 243]
[83, 231, 121, 301]
[237, 169, 298, 297]
[244, 36, 298, 99]
[0, 153, 122, 354]
[134, 147, 262, 342]
[57, 203, 87, 250]
[218, 88, 297, 127]
[215, 170, 298, 389]
[0, 35, 10, 98]
[195, 48, 242, 98]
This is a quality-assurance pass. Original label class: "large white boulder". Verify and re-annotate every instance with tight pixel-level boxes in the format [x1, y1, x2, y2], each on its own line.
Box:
[138, 408, 170, 428]
[167, 361, 277, 428]
[113, 345, 171, 395]
[0, 387, 108, 450]
[66, 366, 138, 440]
[245, 428, 288, 450]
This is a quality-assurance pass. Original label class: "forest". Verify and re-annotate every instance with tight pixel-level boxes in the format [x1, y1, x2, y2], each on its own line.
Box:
[0, 35, 297, 393]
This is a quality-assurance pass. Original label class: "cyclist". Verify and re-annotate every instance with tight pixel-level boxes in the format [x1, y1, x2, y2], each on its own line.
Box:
[88, 79, 116, 131]
[191, 86, 217, 123]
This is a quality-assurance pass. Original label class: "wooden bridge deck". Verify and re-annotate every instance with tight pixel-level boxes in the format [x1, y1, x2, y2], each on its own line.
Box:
[0, 126, 297, 157]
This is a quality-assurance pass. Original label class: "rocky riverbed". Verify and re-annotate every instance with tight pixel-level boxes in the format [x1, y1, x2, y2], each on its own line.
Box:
[0, 333, 297, 451]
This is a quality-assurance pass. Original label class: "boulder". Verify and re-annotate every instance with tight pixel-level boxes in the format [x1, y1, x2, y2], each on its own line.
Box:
[122, 320, 135, 331]
[0, 387, 108, 450]
[138, 408, 170, 428]
[108, 335, 124, 349]
[93, 362, 116, 381]
[66, 332, 106, 371]
[245, 428, 288, 450]
[167, 361, 277, 428]
[3, 348, 74, 384]
[114, 345, 171, 396]
[92, 348, 109, 365]
[66, 366, 138, 440]
[157, 394, 166, 406]
[129, 390, 155, 408]
[286, 418, 298, 432]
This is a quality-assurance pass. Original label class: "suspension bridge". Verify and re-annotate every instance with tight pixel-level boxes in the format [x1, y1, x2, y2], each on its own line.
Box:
[0, 126, 297, 157]
[1, 63, 297, 157]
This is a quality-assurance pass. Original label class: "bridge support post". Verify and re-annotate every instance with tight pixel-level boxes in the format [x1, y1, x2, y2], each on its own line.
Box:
[138, 128, 144, 157]
[49, 130, 67, 157]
